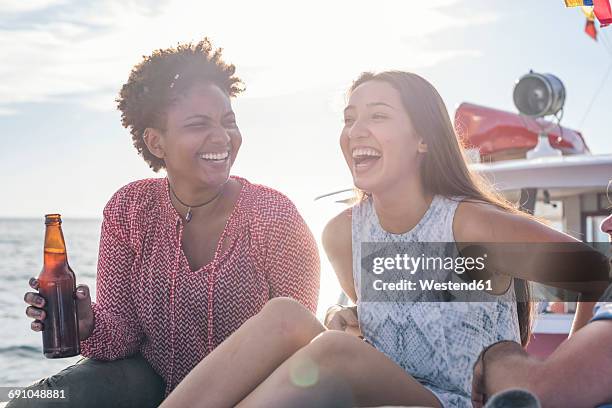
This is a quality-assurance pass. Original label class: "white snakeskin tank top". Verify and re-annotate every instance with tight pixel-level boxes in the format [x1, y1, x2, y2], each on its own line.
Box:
[352, 195, 521, 407]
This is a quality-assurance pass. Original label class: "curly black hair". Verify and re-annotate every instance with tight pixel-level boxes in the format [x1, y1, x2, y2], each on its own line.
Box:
[117, 38, 244, 172]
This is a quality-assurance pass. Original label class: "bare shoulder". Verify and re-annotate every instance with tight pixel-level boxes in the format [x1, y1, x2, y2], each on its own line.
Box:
[454, 200, 577, 243]
[322, 208, 352, 255]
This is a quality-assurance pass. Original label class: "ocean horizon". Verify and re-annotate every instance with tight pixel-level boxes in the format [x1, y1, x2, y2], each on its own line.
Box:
[0, 218, 101, 387]
[0, 215, 339, 387]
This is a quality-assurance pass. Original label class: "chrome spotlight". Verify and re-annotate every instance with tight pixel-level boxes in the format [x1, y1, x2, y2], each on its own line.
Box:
[513, 72, 566, 118]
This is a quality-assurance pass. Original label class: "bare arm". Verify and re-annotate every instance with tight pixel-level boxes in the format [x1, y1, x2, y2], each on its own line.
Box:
[570, 301, 597, 335]
[322, 208, 357, 303]
[478, 320, 612, 407]
[454, 202, 609, 297]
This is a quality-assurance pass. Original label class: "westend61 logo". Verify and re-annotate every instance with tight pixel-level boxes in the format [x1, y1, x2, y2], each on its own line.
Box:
[360, 242, 611, 302]
[370, 253, 492, 293]
[371, 253, 487, 275]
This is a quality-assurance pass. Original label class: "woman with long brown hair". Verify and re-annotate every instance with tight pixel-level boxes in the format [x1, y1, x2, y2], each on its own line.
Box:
[160, 71, 601, 408]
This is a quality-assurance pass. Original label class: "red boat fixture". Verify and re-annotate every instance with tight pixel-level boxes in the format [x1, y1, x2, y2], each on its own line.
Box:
[454, 102, 589, 162]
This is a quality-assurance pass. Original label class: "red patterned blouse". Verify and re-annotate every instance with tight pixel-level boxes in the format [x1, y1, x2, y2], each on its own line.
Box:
[79, 176, 320, 394]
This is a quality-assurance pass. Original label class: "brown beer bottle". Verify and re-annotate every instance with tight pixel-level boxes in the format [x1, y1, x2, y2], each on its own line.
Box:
[38, 214, 80, 358]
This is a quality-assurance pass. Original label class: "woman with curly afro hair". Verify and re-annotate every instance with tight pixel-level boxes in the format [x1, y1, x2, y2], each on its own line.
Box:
[18, 38, 320, 407]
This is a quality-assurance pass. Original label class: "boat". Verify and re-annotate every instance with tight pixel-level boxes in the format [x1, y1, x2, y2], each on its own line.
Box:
[455, 102, 590, 162]
[459, 102, 612, 357]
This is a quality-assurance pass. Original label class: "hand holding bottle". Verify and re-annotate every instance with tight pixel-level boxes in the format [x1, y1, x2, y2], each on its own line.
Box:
[24, 278, 94, 341]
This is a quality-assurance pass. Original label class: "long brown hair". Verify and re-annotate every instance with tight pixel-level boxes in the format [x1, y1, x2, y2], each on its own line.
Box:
[349, 71, 533, 346]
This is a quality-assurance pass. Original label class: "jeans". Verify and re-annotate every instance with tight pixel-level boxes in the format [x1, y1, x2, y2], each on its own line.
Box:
[6, 354, 165, 408]
[591, 283, 612, 323]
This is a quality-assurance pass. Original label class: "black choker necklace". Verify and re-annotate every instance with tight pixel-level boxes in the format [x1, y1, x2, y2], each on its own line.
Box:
[169, 183, 226, 223]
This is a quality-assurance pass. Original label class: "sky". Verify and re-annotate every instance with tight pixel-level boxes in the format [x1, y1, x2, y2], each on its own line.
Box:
[2, 0, 612, 309]
[2, 0, 612, 219]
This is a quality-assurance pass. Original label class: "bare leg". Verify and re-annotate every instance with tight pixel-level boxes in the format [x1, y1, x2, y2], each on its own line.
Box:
[236, 330, 442, 408]
[160, 297, 325, 408]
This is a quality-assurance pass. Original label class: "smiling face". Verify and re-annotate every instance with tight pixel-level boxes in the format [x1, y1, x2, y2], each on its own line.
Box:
[154, 82, 241, 188]
[340, 80, 426, 194]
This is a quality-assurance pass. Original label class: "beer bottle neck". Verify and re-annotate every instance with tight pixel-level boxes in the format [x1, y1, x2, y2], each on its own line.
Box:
[44, 223, 68, 266]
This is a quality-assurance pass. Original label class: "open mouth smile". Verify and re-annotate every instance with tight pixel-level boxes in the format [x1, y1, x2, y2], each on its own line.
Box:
[352, 147, 382, 167]
[199, 151, 230, 162]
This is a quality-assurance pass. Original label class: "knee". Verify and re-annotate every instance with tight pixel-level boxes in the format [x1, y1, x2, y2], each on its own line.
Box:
[259, 297, 312, 324]
[307, 331, 359, 367]
[257, 297, 324, 346]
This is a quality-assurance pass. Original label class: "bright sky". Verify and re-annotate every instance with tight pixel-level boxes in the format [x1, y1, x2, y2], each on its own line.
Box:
[2, 0, 612, 312]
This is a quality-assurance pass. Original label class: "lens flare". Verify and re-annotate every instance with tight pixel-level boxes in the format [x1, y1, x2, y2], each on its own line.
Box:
[289, 356, 319, 388]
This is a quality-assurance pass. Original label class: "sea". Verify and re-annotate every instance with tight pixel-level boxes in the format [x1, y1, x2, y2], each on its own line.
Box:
[0, 216, 341, 387]
[0, 218, 101, 387]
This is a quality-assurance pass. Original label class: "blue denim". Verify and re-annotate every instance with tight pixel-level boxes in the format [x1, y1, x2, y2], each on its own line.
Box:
[591, 302, 612, 322]
[6, 354, 165, 408]
[591, 283, 612, 323]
